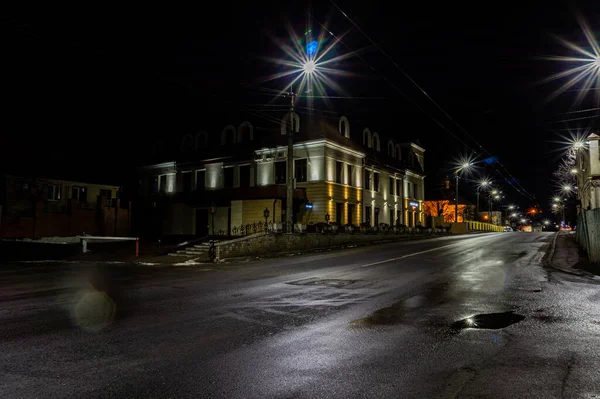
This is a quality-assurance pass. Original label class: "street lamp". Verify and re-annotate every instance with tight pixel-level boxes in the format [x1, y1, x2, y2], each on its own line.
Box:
[476, 179, 490, 219]
[454, 162, 472, 223]
[285, 61, 317, 235]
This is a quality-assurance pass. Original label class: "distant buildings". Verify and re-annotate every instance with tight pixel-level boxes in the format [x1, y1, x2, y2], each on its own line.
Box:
[136, 112, 425, 237]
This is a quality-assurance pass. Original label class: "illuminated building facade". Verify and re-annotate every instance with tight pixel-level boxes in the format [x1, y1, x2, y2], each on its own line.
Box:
[136, 113, 425, 237]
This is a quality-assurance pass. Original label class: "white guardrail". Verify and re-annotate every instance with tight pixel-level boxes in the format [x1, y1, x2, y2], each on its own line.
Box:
[76, 236, 140, 257]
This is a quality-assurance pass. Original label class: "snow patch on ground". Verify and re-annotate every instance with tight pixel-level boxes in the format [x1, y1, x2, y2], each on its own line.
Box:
[173, 258, 207, 266]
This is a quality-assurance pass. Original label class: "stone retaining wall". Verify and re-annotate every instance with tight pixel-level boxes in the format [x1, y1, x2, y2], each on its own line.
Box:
[215, 232, 432, 260]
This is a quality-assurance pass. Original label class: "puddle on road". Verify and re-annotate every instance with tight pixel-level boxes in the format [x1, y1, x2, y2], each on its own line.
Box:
[452, 311, 525, 330]
[350, 305, 404, 328]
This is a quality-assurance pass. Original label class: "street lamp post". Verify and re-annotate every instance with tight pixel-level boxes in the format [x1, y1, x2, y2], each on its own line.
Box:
[476, 180, 490, 220]
[209, 203, 217, 262]
[286, 90, 296, 234]
[454, 162, 471, 223]
[263, 207, 270, 232]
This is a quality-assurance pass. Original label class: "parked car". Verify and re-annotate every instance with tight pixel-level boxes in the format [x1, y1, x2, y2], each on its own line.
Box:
[503, 226, 513, 232]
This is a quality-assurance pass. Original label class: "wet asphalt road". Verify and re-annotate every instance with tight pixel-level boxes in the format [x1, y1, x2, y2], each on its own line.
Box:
[2, 232, 600, 398]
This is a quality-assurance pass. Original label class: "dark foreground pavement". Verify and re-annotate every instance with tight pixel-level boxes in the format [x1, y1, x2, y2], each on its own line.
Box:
[2, 232, 600, 398]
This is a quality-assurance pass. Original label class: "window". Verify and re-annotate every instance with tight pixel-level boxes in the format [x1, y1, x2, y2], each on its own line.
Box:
[413, 183, 418, 199]
[275, 161, 286, 184]
[365, 206, 372, 224]
[336, 161, 343, 184]
[389, 209, 394, 225]
[72, 186, 87, 202]
[224, 167, 234, 189]
[407, 182, 412, 198]
[348, 204, 355, 225]
[364, 170, 371, 190]
[389, 176, 394, 195]
[374, 172, 380, 192]
[99, 189, 112, 199]
[47, 184, 61, 201]
[397, 210, 402, 226]
[159, 175, 167, 193]
[239, 165, 251, 188]
[196, 170, 205, 191]
[295, 159, 307, 183]
[396, 179, 402, 197]
[151, 176, 158, 193]
[375, 207, 380, 225]
[347, 164, 353, 186]
[182, 172, 192, 192]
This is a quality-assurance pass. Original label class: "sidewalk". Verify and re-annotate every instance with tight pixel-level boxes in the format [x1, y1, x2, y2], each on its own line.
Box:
[547, 231, 600, 277]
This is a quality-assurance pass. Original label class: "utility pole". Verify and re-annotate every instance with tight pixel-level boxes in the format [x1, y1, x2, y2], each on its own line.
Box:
[286, 89, 296, 234]
[455, 173, 459, 223]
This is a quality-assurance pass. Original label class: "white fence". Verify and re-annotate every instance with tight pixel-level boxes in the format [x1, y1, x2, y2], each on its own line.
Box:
[576, 209, 600, 264]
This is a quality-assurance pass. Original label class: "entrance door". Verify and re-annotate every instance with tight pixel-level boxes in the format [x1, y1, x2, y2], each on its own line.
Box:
[336, 202, 344, 225]
[195, 209, 209, 236]
[347, 204, 355, 226]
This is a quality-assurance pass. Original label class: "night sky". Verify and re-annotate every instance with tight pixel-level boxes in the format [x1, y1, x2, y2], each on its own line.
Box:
[3, 2, 599, 211]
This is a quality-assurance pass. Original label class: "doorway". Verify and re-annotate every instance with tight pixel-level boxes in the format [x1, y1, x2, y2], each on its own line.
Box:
[348, 204, 355, 225]
[195, 209, 209, 236]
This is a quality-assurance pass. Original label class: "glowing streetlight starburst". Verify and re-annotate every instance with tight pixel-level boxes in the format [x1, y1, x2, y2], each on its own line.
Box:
[259, 21, 357, 107]
[541, 13, 600, 107]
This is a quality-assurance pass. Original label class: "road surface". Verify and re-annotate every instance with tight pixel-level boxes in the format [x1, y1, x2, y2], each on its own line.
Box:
[1, 232, 600, 398]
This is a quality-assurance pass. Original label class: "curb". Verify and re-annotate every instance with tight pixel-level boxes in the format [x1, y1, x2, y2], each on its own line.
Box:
[543, 232, 588, 277]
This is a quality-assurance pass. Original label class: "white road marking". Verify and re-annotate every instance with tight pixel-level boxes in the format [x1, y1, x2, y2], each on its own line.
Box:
[359, 235, 501, 268]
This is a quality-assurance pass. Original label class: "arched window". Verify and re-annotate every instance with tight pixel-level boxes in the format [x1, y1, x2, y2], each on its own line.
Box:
[281, 112, 300, 135]
[362, 128, 372, 148]
[372, 132, 381, 152]
[339, 116, 350, 138]
[395, 144, 402, 160]
[194, 131, 208, 149]
[221, 125, 237, 145]
[180, 134, 194, 153]
[238, 121, 254, 142]
[387, 140, 395, 157]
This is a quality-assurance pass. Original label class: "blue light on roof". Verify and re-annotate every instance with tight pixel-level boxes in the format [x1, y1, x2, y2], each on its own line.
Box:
[306, 40, 318, 56]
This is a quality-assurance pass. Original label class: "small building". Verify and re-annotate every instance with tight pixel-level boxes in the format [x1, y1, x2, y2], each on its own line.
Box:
[0, 175, 130, 239]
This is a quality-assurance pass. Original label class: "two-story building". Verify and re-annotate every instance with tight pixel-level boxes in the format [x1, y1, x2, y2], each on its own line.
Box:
[136, 112, 425, 238]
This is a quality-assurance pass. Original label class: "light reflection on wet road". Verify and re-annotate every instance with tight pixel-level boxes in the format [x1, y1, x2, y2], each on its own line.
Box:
[1, 232, 600, 398]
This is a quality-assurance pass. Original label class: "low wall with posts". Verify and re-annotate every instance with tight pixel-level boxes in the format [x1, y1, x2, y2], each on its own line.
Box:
[576, 209, 600, 264]
[466, 221, 504, 232]
[215, 231, 436, 260]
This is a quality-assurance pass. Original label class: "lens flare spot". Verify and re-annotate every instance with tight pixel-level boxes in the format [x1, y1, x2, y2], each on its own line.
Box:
[74, 290, 116, 332]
